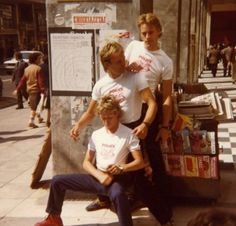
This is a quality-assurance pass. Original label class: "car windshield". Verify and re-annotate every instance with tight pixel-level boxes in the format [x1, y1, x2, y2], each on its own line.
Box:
[21, 52, 31, 59]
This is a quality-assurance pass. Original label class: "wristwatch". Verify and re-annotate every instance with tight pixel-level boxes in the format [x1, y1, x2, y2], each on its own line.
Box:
[143, 121, 151, 128]
[117, 165, 124, 174]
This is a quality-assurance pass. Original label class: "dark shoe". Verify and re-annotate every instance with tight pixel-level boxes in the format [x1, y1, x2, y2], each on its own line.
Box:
[16, 106, 24, 109]
[86, 198, 111, 211]
[129, 198, 145, 212]
[38, 117, 44, 123]
[35, 214, 63, 226]
[110, 197, 145, 213]
[28, 122, 39, 128]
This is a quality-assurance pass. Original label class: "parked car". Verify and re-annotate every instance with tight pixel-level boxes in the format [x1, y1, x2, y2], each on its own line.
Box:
[3, 50, 43, 74]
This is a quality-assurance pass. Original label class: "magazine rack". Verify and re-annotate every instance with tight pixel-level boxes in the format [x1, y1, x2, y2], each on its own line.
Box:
[168, 119, 220, 200]
[167, 84, 221, 200]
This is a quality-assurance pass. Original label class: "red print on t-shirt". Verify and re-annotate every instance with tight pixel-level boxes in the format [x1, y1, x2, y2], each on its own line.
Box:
[101, 143, 115, 159]
[109, 87, 125, 103]
[138, 55, 152, 72]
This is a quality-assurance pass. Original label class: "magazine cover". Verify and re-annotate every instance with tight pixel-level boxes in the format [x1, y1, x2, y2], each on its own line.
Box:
[210, 156, 218, 179]
[182, 128, 191, 153]
[167, 155, 185, 176]
[172, 131, 183, 154]
[184, 155, 198, 177]
[197, 155, 211, 178]
[189, 130, 212, 154]
[207, 131, 216, 154]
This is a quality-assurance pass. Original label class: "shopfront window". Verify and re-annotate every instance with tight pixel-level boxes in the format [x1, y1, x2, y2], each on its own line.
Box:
[0, 4, 16, 30]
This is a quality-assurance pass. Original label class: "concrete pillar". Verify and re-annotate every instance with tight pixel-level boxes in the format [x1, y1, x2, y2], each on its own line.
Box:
[153, 0, 209, 84]
[153, 0, 179, 83]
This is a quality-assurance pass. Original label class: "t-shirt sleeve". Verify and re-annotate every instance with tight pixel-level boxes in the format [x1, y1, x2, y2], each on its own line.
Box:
[91, 82, 100, 101]
[87, 134, 96, 152]
[125, 41, 133, 60]
[162, 58, 173, 80]
[128, 134, 140, 152]
[135, 72, 149, 91]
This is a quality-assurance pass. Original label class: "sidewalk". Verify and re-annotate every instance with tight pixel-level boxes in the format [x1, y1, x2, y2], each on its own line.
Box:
[0, 104, 236, 226]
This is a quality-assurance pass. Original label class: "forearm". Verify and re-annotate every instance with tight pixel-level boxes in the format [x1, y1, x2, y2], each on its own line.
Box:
[75, 111, 95, 130]
[143, 98, 157, 125]
[162, 95, 172, 127]
[120, 158, 144, 173]
[83, 160, 105, 181]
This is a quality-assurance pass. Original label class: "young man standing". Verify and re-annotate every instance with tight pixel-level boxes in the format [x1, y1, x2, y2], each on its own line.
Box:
[35, 94, 145, 226]
[125, 13, 174, 226]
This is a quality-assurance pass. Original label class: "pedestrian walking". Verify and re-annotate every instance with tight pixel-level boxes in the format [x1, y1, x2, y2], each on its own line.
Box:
[208, 44, 220, 77]
[12, 51, 28, 109]
[14, 52, 45, 128]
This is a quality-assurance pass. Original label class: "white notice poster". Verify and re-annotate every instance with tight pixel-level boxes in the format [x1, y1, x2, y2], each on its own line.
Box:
[50, 32, 93, 93]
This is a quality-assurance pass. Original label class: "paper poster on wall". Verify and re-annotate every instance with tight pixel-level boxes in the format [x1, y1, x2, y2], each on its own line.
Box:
[49, 28, 95, 96]
[71, 4, 116, 29]
[70, 96, 90, 125]
[72, 13, 110, 29]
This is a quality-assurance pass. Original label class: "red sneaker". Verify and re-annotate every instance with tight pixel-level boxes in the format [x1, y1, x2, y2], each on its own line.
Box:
[35, 214, 63, 226]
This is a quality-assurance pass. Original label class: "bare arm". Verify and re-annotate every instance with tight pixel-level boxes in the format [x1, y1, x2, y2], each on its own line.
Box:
[156, 79, 172, 142]
[132, 87, 157, 139]
[107, 149, 145, 175]
[162, 79, 172, 127]
[83, 150, 113, 186]
[70, 100, 97, 140]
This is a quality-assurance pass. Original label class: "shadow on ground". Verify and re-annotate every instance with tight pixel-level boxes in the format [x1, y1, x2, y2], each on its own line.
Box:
[0, 97, 16, 109]
[0, 134, 44, 143]
[0, 216, 156, 226]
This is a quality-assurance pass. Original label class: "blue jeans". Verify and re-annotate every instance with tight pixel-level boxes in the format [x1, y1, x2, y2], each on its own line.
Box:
[46, 173, 133, 226]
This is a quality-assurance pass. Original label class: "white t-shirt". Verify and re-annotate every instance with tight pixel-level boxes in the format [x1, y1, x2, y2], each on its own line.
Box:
[125, 40, 173, 95]
[88, 123, 140, 172]
[92, 71, 148, 123]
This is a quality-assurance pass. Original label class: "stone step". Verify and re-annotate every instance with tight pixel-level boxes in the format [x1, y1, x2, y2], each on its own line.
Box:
[199, 77, 234, 83]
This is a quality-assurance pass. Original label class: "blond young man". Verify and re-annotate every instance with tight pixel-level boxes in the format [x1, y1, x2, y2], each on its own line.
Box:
[125, 13, 174, 226]
[35, 94, 145, 226]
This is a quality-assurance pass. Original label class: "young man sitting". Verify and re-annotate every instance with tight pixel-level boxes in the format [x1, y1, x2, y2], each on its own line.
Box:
[35, 94, 145, 226]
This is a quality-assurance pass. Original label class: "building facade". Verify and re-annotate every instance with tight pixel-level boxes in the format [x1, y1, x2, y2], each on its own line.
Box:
[0, 0, 47, 63]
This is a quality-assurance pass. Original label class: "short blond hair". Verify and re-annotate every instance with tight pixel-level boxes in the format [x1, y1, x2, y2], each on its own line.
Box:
[100, 42, 124, 71]
[137, 13, 162, 36]
[96, 94, 121, 117]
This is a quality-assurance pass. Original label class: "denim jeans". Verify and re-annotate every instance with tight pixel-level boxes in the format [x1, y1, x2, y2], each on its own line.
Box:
[46, 173, 133, 226]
